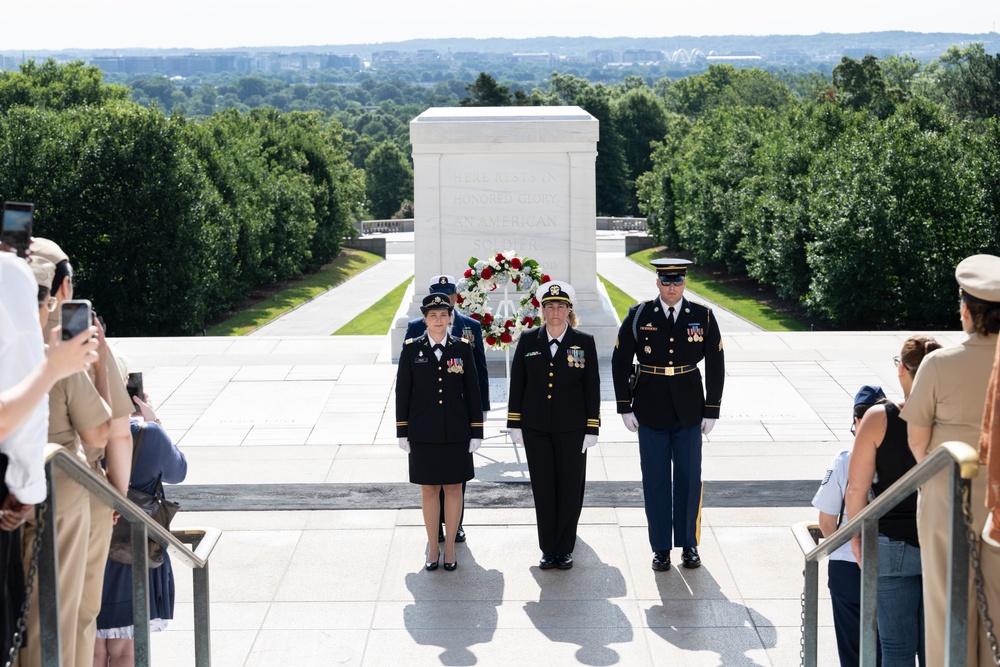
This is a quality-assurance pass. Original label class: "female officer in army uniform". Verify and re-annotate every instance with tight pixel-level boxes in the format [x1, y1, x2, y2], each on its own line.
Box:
[507, 281, 600, 571]
[396, 294, 483, 572]
[611, 258, 724, 572]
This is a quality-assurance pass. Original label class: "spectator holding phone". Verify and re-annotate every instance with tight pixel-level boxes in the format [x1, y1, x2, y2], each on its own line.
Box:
[18, 255, 111, 667]
[95, 357, 187, 667]
[31, 237, 136, 662]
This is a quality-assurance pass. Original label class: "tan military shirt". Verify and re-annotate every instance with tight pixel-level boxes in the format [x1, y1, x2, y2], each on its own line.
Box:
[901, 333, 999, 451]
[48, 370, 112, 464]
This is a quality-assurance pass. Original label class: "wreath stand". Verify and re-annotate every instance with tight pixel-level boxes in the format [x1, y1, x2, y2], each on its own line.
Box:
[493, 282, 517, 398]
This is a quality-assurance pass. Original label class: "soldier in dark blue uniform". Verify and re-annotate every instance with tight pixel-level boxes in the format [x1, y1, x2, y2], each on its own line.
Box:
[397, 294, 484, 571]
[611, 259, 725, 571]
[507, 281, 600, 571]
[404, 275, 490, 544]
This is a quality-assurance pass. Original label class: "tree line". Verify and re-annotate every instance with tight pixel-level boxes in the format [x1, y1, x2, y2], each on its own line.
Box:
[3, 44, 998, 334]
[0, 60, 364, 335]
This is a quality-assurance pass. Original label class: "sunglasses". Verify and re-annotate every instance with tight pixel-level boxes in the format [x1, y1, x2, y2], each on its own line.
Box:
[658, 275, 685, 286]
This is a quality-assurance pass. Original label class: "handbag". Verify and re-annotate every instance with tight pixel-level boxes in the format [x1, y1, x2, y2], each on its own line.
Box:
[107, 425, 179, 569]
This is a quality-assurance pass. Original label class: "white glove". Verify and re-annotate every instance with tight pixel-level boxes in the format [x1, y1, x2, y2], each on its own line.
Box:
[398, 437, 410, 453]
[701, 418, 716, 436]
[621, 413, 639, 432]
[469, 438, 482, 453]
[509, 428, 524, 445]
[582, 434, 598, 452]
[483, 410, 489, 422]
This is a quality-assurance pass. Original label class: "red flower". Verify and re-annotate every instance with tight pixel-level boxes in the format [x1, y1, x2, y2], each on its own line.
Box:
[481, 267, 493, 280]
[504, 320, 514, 330]
[470, 313, 481, 321]
[510, 257, 522, 269]
[531, 297, 540, 308]
[485, 336, 497, 347]
[456, 294, 464, 304]
[512, 276, 520, 284]
[522, 316, 534, 327]
[542, 274, 551, 283]
[500, 332, 512, 344]
[464, 268, 473, 278]
[482, 313, 493, 325]
[495, 253, 506, 262]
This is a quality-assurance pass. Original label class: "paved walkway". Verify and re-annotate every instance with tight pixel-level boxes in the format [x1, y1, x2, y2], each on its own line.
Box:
[102, 233, 963, 666]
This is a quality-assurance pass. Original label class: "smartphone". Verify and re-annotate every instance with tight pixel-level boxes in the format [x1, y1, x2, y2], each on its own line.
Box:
[60, 299, 93, 341]
[126, 372, 144, 409]
[1, 201, 34, 259]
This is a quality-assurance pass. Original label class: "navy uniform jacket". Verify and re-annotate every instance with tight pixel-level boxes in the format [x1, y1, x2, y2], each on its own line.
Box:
[507, 327, 601, 435]
[611, 297, 724, 430]
[396, 333, 484, 443]
[406, 313, 490, 411]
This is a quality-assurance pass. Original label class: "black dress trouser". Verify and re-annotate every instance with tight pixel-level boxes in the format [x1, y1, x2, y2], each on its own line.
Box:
[523, 427, 587, 555]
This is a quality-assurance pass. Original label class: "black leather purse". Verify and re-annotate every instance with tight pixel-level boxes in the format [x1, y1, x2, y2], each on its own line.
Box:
[107, 426, 179, 569]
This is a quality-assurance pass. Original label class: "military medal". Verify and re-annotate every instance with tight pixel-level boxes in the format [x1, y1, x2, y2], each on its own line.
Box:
[447, 358, 464, 373]
[567, 346, 585, 368]
[644, 346, 651, 354]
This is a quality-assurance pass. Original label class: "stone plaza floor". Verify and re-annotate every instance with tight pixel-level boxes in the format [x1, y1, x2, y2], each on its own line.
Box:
[104, 236, 962, 665]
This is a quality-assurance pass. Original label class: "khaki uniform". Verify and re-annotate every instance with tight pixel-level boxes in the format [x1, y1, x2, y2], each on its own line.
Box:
[901, 333, 998, 667]
[81, 344, 133, 663]
[20, 371, 110, 667]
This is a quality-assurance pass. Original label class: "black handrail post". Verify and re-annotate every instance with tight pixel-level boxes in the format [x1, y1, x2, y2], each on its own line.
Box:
[945, 466, 970, 665]
[38, 461, 61, 667]
[131, 521, 152, 666]
[859, 518, 879, 665]
[802, 559, 819, 667]
[193, 560, 212, 667]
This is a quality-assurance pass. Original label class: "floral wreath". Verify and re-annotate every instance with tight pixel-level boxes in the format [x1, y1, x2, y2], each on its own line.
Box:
[455, 251, 549, 351]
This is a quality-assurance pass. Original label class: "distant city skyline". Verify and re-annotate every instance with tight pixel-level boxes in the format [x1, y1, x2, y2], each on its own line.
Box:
[4, 0, 997, 51]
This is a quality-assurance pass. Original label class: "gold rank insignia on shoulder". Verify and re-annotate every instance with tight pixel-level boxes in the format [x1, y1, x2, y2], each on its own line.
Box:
[614, 336, 619, 349]
[405, 338, 416, 345]
[719, 340, 724, 351]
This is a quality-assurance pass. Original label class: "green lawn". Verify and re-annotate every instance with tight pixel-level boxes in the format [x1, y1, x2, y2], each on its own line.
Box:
[598, 274, 637, 321]
[333, 277, 413, 335]
[628, 248, 808, 332]
[206, 249, 382, 336]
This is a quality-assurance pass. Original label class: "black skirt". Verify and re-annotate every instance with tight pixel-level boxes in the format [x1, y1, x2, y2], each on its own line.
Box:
[408, 441, 474, 485]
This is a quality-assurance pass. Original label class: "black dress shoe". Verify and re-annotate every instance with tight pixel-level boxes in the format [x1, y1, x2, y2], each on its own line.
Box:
[455, 526, 466, 543]
[425, 556, 439, 571]
[555, 553, 574, 570]
[651, 550, 671, 572]
[443, 560, 458, 571]
[539, 553, 557, 569]
[681, 546, 701, 569]
[437, 524, 445, 543]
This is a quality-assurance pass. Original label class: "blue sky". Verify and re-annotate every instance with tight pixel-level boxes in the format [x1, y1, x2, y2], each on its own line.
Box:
[4, 0, 997, 50]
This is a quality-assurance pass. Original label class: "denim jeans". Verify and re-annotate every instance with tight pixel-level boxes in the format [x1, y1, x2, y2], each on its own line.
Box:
[876, 534, 925, 667]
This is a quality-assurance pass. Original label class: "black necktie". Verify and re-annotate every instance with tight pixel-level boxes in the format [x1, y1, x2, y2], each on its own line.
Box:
[667, 306, 675, 328]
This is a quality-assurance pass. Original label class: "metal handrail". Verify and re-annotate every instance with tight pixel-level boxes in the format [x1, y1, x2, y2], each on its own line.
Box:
[795, 440, 980, 667]
[36, 444, 219, 667]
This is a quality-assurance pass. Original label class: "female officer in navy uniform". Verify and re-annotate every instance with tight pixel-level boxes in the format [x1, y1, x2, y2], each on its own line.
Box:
[396, 294, 483, 572]
[507, 281, 600, 571]
[611, 258, 725, 572]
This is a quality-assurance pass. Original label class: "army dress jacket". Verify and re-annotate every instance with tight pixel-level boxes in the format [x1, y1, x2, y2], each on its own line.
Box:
[611, 297, 724, 430]
[396, 333, 484, 443]
[405, 312, 490, 411]
[507, 326, 601, 435]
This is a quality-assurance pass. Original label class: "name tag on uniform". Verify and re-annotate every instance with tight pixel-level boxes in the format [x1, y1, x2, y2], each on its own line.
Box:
[639, 325, 657, 331]
[415, 351, 429, 364]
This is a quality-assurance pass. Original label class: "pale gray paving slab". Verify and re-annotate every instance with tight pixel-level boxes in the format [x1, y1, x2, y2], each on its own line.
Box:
[197, 380, 335, 427]
[150, 629, 256, 667]
[261, 601, 377, 630]
[324, 456, 408, 483]
[285, 364, 344, 381]
[622, 526, 743, 602]
[768, 625, 844, 667]
[167, 601, 270, 631]
[243, 630, 369, 667]
[274, 529, 394, 602]
[180, 457, 334, 485]
[715, 525, 810, 599]
[641, 625, 772, 667]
